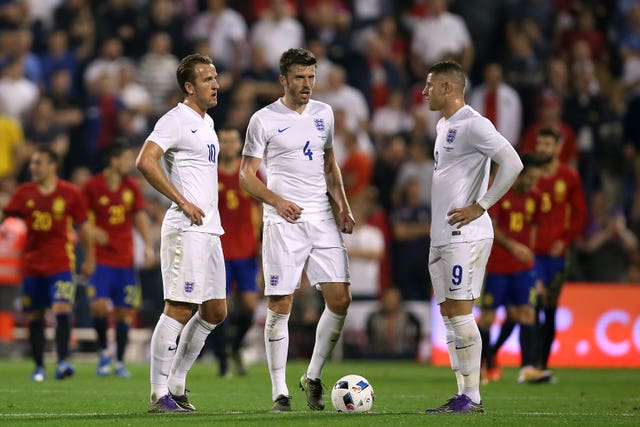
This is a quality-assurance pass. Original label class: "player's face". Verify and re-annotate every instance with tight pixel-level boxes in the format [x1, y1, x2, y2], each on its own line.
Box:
[422, 72, 445, 111]
[281, 64, 315, 106]
[517, 166, 542, 193]
[29, 151, 57, 183]
[114, 149, 135, 175]
[535, 135, 560, 162]
[218, 129, 242, 161]
[187, 63, 219, 109]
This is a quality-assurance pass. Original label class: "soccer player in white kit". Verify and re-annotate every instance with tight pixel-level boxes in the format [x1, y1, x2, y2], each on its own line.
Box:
[422, 61, 523, 414]
[239, 48, 354, 412]
[136, 53, 227, 413]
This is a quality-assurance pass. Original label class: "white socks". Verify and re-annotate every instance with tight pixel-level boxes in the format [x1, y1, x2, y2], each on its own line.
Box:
[264, 308, 290, 400]
[307, 307, 345, 379]
[168, 312, 216, 396]
[149, 313, 183, 401]
[450, 314, 482, 404]
[443, 316, 465, 395]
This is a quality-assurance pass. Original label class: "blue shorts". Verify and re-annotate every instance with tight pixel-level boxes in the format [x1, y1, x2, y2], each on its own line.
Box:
[225, 258, 258, 295]
[22, 271, 75, 311]
[534, 255, 566, 291]
[481, 269, 537, 309]
[88, 264, 140, 308]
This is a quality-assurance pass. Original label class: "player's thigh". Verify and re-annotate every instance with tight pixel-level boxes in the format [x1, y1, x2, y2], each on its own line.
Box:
[505, 269, 537, 308]
[306, 220, 350, 287]
[440, 239, 492, 302]
[112, 267, 140, 309]
[88, 264, 116, 301]
[229, 257, 259, 293]
[262, 222, 310, 296]
[481, 273, 508, 310]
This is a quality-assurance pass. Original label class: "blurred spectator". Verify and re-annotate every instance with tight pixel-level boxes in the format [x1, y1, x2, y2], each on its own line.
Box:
[314, 64, 370, 133]
[371, 133, 407, 213]
[0, 102, 25, 179]
[249, 0, 304, 74]
[136, 32, 179, 118]
[370, 89, 414, 145]
[23, 96, 69, 166]
[502, 29, 546, 128]
[306, 37, 336, 93]
[239, 45, 281, 110]
[94, 0, 138, 56]
[575, 190, 638, 282]
[410, 0, 474, 77]
[0, 57, 39, 122]
[563, 66, 606, 198]
[342, 194, 385, 299]
[187, 0, 249, 74]
[468, 62, 523, 147]
[393, 138, 433, 208]
[365, 287, 421, 359]
[519, 93, 579, 167]
[83, 37, 131, 96]
[136, 0, 188, 58]
[303, 0, 351, 67]
[52, 0, 96, 62]
[374, 15, 408, 78]
[0, 27, 43, 85]
[118, 63, 152, 135]
[341, 131, 373, 199]
[40, 29, 78, 94]
[619, 4, 640, 95]
[350, 32, 405, 112]
[332, 107, 374, 167]
[389, 177, 431, 302]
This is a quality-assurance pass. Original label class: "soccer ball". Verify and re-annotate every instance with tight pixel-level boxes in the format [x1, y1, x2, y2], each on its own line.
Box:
[331, 374, 374, 413]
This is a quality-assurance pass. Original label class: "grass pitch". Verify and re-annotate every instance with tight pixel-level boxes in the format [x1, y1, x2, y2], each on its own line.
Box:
[0, 359, 638, 426]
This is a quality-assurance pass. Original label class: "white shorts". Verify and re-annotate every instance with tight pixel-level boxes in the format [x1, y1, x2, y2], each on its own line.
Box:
[262, 219, 350, 296]
[429, 239, 492, 304]
[160, 227, 226, 303]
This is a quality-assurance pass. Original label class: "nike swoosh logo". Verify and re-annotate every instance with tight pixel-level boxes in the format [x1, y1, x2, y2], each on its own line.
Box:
[168, 345, 177, 351]
[448, 287, 460, 292]
[455, 344, 474, 350]
[191, 129, 197, 133]
[268, 337, 285, 342]
[277, 127, 291, 133]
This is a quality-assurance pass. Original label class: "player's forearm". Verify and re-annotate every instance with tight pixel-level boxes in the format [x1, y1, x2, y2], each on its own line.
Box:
[325, 165, 351, 214]
[134, 211, 154, 250]
[136, 157, 189, 208]
[478, 145, 523, 210]
[79, 221, 95, 260]
[239, 169, 280, 207]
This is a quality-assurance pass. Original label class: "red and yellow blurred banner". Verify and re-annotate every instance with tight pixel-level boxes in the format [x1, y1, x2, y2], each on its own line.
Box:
[430, 283, 640, 368]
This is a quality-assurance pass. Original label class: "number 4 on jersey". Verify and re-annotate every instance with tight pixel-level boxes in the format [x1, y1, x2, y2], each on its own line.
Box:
[303, 141, 313, 160]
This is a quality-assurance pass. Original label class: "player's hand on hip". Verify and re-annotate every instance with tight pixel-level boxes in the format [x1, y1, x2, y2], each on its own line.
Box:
[275, 199, 303, 223]
[447, 203, 485, 229]
[179, 200, 205, 226]
[339, 210, 355, 234]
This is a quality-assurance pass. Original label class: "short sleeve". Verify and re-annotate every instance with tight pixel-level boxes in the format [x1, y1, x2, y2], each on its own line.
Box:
[469, 116, 510, 158]
[243, 113, 267, 159]
[147, 113, 180, 153]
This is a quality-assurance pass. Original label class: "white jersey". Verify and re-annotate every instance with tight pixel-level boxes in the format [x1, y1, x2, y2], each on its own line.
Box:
[430, 105, 510, 246]
[146, 102, 223, 235]
[243, 98, 335, 224]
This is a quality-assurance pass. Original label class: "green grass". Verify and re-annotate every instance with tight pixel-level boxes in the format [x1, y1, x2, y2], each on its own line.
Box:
[0, 359, 638, 426]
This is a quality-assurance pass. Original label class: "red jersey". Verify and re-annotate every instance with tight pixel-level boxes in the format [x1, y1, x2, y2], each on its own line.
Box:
[83, 173, 145, 268]
[534, 163, 586, 255]
[487, 188, 541, 274]
[218, 163, 258, 260]
[3, 180, 88, 276]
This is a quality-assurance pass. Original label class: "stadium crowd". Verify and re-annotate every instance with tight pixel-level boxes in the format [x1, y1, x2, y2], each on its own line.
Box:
[1, 0, 640, 358]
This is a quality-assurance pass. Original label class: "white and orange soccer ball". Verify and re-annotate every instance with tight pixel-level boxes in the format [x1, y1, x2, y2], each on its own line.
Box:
[330, 374, 374, 413]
